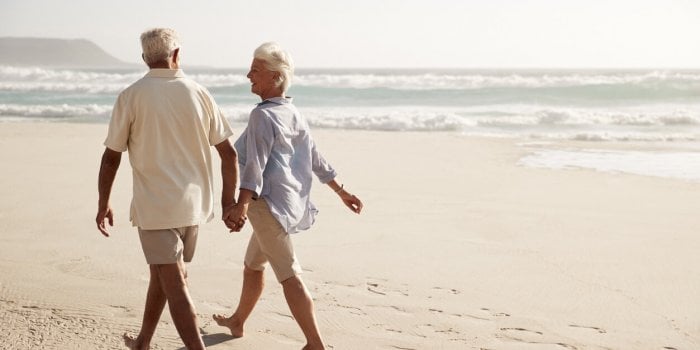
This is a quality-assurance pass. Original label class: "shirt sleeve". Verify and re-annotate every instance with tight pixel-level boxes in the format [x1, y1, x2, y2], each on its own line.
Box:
[103, 92, 131, 152]
[310, 138, 337, 184]
[239, 109, 276, 196]
[206, 91, 234, 146]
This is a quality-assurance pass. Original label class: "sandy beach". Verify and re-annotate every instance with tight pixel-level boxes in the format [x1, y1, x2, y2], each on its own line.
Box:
[1, 122, 699, 350]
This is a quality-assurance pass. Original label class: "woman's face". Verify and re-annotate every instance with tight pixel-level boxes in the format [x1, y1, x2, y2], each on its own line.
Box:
[247, 58, 280, 99]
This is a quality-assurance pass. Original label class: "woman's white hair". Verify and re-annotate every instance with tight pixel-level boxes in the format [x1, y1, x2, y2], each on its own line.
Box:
[254, 42, 295, 93]
[140, 28, 180, 65]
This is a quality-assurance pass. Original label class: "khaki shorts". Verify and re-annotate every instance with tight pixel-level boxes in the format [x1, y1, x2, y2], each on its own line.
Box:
[245, 199, 302, 283]
[138, 226, 198, 265]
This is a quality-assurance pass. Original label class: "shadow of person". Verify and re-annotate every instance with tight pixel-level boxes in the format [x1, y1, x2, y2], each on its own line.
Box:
[176, 332, 235, 349]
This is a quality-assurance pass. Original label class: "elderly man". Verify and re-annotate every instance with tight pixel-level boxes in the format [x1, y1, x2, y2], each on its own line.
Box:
[96, 28, 240, 350]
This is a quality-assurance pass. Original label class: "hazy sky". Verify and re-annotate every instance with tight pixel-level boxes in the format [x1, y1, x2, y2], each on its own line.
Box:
[1, 0, 698, 68]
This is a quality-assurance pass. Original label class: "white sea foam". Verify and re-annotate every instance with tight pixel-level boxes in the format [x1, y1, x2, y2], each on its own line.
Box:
[519, 149, 700, 181]
[1, 66, 699, 142]
[222, 105, 470, 131]
[3, 65, 700, 91]
[0, 66, 141, 83]
[539, 132, 699, 142]
[0, 82, 128, 93]
[304, 110, 465, 131]
[289, 70, 700, 90]
[0, 104, 112, 119]
[473, 106, 700, 127]
[188, 73, 249, 87]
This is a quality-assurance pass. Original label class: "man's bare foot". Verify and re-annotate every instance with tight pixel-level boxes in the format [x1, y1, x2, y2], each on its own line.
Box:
[123, 333, 149, 350]
[213, 314, 244, 338]
[301, 344, 325, 350]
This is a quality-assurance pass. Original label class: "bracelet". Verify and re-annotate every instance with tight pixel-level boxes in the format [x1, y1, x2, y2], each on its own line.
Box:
[335, 184, 344, 193]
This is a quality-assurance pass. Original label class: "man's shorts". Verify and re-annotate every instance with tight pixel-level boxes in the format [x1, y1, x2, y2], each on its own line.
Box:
[245, 199, 302, 283]
[137, 226, 198, 265]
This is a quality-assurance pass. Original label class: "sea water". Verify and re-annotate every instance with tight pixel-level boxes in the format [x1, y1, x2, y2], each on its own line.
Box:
[2, 66, 699, 180]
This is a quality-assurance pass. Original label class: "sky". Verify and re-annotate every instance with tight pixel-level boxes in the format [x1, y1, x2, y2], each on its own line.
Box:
[1, 0, 699, 69]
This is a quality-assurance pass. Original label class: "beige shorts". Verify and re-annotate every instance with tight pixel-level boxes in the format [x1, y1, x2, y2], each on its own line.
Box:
[245, 199, 302, 283]
[138, 226, 198, 265]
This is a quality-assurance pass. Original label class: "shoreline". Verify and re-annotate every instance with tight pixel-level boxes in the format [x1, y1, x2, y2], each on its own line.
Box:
[5, 119, 700, 183]
[1, 122, 699, 349]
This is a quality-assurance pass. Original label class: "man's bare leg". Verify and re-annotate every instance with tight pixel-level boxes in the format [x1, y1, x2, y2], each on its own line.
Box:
[213, 266, 264, 338]
[156, 261, 206, 350]
[124, 265, 167, 350]
[281, 276, 324, 350]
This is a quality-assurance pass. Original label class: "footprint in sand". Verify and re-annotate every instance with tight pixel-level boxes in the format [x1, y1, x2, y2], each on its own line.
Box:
[497, 328, 579, 350]
[501, 327, 544, 335]
[334, 303, 367, 316]
[259, 328, 301, 345]
[107, 304, 139, 318]
[366, 282, 387, 295]
[257, 310, 295, 324]
[365, 277, 409, 297]
[568, 324, 607, 334]
[431, 286, 461, 295]
[480, 307, 511, 318]
[200, 301, 231, 312]
[428, 307, 491, 323]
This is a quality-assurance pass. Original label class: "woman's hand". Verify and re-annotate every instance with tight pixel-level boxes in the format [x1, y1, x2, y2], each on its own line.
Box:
[338, 189, 363, 214]
[223, 202, 248, 232]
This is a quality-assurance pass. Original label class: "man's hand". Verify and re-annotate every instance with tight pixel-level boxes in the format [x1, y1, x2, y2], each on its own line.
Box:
[96, 206, 114, 237]
[97, 147, 121, 238]
[223, 202, 248, 232]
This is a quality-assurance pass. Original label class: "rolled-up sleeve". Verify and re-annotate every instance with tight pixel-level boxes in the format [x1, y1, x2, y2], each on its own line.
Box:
[310, 138, 337, 184]
[239, 110, 276, 196]
[104, 92, 131, 152]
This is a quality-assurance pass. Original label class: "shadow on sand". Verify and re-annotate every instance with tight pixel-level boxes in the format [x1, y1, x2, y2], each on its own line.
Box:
[176, 332, 235, 349]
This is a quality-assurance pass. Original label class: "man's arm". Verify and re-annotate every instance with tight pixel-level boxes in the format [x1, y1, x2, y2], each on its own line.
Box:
[214, 139, 239, 229]
[96, 147, 122, 237]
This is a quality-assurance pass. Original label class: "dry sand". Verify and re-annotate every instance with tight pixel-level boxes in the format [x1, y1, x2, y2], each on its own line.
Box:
[0, 122, 698, 349]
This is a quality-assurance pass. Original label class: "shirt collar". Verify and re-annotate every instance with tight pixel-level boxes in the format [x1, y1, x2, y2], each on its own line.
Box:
[258, 96, 293, 106]
[145, 69, 185, 78]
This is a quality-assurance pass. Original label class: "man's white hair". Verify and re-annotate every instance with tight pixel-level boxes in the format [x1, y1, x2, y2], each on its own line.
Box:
[254, 42, 295, 93]
[140, 28, 180, 65]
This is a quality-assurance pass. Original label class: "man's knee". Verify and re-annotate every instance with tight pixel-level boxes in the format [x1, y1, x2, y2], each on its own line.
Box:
[153, 263, 187, 290]
[244, 264, 264, 277]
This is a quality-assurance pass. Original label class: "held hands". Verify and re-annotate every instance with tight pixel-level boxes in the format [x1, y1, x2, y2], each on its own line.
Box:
[96, 205, 114, 237]
[223, 202, 248, 232]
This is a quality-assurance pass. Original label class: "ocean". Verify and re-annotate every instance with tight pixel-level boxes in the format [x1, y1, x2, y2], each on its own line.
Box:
[2, 66, 700, 180]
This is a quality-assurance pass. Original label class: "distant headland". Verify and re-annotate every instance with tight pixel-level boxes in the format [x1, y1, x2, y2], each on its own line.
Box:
[0, 37, 136, 68]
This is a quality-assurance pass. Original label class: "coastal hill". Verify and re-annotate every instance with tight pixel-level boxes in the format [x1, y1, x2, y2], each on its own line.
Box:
[0, 37, 135, 68]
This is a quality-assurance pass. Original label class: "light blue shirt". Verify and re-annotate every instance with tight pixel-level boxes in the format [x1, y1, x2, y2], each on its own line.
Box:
[235, 97, 337, 233]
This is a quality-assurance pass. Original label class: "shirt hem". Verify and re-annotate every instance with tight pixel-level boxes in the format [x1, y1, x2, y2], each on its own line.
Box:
[130, 213, 214, 230]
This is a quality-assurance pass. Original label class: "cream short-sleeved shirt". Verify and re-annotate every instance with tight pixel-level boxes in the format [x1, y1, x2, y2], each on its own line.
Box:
[104, 69, 233, 230]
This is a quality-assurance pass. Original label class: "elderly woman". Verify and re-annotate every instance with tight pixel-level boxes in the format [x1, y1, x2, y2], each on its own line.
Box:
[214, 43, 363, 349]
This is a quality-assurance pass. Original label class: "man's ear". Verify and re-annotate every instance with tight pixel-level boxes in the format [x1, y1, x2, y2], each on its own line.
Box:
[141, 53, 146, 63]
[172, 48, 180, 64]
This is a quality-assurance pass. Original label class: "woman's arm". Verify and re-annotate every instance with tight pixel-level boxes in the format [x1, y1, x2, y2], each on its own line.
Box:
[326, 178, 363, 214]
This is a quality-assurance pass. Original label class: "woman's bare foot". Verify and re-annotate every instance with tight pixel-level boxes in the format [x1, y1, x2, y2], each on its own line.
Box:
[213, 314, 244, 338]
[123, 332, 149, 350]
